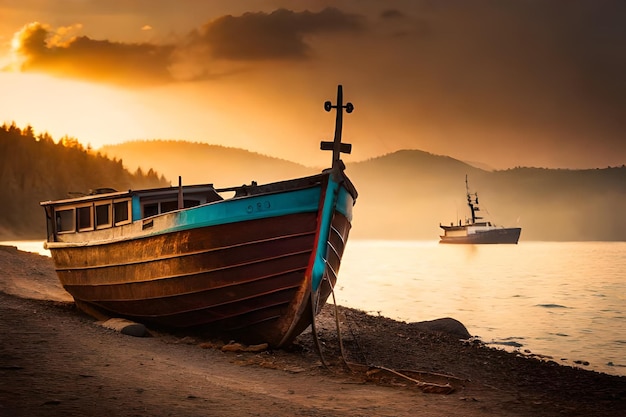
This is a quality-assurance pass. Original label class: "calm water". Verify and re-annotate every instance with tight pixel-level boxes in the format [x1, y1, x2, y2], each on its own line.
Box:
[336, 240, 626, 377]
[5, 239, 626, 376]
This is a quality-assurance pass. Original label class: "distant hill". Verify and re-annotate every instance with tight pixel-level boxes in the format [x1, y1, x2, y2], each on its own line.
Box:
[99, 140, 317, 187]
[99, 142, 626, 241]
[0, 124, 169, 239]
[346, 151, 626, 241]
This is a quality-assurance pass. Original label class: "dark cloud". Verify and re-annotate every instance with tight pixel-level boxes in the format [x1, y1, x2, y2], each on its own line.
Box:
[190, 7, 364, 61]
[8, 8, 364, 85]
[379, 9, 405, 19]
[383, 0, 626, 135]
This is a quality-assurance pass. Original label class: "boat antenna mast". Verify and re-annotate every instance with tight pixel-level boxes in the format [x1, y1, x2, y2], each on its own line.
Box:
[321, 85, 353, 170]
[465, 175, 482, 224]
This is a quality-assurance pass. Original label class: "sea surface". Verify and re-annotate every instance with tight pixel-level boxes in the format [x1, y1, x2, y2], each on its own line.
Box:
[4, 239, 626, 377]
[336, 240, 626, 377]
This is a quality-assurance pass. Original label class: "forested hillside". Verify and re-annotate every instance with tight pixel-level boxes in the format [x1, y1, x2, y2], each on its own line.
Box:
[0, 123, 169, 238]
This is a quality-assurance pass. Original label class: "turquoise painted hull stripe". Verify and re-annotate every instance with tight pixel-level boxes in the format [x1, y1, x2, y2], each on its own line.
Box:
[177, 187, 322, 232]
[138, 180, 353, 240]
[132, 195, 142, 221]
[335, 186, 353, 222]
[158, 186, 322, 236]
[311, 178, 348, 292]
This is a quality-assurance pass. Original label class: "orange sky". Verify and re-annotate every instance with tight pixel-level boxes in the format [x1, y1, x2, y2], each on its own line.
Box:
[0, 0, 624, 169]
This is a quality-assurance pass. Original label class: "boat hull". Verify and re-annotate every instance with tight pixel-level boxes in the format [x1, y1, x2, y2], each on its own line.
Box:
[439, 227, 521, 244]
[45, 174, 355, 347]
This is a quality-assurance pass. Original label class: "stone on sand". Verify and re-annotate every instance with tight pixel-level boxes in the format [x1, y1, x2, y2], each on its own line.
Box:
[99, 318, 149, 337]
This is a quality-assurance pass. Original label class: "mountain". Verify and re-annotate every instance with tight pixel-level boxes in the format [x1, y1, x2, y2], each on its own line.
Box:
[99, 141, 626, 241]
[99, 140, 317, 187]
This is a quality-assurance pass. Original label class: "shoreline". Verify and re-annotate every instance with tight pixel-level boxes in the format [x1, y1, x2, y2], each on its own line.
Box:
[4, 239, 625, 377]
[1, 245, 625, 416]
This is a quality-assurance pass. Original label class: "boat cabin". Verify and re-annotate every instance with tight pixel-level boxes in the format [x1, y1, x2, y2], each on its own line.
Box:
[41, 184, 223, 240]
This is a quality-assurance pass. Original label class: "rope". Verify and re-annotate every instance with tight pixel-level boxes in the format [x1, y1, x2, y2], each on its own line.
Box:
[310, 178, 342, 369]
[322, 283, 456, 394]
[330, 285, 351, 370]
[309, 286, 330, 368]
[308, 178, 454, 393]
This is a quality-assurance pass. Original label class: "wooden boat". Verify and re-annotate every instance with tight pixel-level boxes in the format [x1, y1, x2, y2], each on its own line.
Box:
[439, 176, 521, 244]
[40, 85, 357, 347]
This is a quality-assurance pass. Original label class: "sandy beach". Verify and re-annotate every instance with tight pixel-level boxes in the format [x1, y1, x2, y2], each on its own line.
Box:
[0, 245, 625, 417]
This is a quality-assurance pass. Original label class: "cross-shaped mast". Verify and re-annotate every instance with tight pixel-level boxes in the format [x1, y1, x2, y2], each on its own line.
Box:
[320, 85, 353, 170]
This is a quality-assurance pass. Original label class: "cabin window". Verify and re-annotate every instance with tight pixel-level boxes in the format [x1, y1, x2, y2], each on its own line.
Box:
[55, 208, 75, 233]
[184, 199, 201, 208]
[162, 199, 201, 213]
[160, 201, 179, 213]
[77, 204, 94, 231]
[95, 202, 112, 229]
[141, 199, 201, 218]
[113, 199, 131, 226]
[143, 203, 159, 218]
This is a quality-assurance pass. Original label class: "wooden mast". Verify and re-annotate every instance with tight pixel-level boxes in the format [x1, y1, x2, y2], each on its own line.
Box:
[320, 85, 353, 170]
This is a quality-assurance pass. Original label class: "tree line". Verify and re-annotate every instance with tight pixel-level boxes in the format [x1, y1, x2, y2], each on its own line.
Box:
[0, 123, 170, 238]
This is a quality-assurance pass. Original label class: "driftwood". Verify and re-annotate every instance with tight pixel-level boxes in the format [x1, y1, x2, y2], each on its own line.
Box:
[310, 291, 459, 394]
[220, 342, 269, 353]
[345, 361, 457, 394]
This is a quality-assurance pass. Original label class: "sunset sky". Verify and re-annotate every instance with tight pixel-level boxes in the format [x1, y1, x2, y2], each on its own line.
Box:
[1, 0, 624, 169]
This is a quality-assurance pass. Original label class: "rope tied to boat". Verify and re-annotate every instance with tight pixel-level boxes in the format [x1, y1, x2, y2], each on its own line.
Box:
[310, 276, 458, 394]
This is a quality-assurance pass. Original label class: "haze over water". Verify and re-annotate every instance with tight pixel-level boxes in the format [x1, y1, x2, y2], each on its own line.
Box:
[336, 240, 626, 377]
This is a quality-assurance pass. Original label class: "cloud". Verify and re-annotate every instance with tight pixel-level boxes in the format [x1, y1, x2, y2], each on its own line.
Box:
[193, 7, 363, 61]
[370, 1, 625, 132]
[379, 9, 405, 19]
[2, 1, 624, 168]
[9, 22, 174, 85]
[5, 7, 364, 85]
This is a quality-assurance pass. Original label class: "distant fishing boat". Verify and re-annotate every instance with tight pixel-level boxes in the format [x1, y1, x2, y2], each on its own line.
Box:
[439, 176, 521, 244]
[40, 85, 358, 347]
